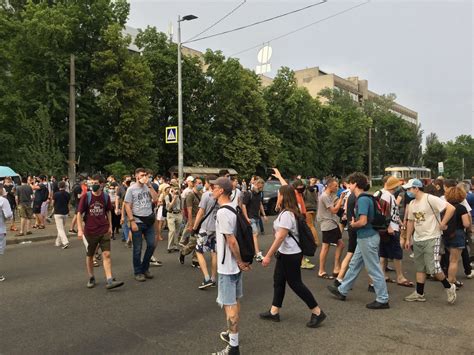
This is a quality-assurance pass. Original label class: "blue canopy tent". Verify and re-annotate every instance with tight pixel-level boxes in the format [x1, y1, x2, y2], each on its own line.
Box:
[0, 166, 19, 178]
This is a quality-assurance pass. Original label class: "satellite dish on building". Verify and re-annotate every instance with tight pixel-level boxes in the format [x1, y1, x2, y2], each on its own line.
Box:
[256, 44, 272, 75]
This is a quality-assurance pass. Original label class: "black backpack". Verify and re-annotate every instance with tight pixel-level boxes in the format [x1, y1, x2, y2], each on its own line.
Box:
[356, 193, 390, 231]
[219, 205, 255, 264]
[283, 212, 317, 257]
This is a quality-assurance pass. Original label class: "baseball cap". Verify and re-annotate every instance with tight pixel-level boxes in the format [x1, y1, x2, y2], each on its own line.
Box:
[385, 176, 402, 190]
[402, 179, 423, 189]
[210, 177, 233, 194]
[186, 176, 195, 182]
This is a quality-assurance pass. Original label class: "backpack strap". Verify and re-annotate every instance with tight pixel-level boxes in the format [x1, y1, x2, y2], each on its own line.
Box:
[218, 205, 238, 264]
[196, 200, 218, 232]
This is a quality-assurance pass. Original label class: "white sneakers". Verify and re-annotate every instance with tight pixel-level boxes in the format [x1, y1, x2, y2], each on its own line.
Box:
[404, 291, 426, 302]
[446, 283, 457, 304]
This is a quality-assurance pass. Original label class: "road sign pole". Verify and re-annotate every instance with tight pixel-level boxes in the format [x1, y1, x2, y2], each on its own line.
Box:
[177, 16, 183, 186]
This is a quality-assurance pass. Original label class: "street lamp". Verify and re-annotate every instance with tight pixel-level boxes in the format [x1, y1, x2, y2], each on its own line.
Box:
[177, 14, 198, 185]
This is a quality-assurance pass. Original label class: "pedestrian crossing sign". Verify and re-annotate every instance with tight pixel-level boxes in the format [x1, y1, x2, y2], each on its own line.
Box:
[166, 126, 178, 144]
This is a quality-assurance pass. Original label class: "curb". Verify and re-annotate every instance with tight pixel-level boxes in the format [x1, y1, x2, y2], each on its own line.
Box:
[6, 234, 56, 245]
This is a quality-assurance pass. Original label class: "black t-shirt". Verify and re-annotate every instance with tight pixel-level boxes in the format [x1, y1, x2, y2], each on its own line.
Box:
[443, 203, 467, 238]
[242, 190, 262, 219]
[34, 184, 49, 204]
[51, 181, 59, 194]
[72, 184, 82, 203]
[4, 184, 16, 205]
[346, 193, 357, 222]
[53, 191, 70, 215]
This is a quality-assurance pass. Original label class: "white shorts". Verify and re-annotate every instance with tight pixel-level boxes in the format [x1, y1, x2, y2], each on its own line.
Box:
[156, 206, 166, 221]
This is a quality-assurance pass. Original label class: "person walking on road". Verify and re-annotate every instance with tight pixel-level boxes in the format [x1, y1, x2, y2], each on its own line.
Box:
[193, 177, 219, 289]
[402, 179, 457, 303]
[327, 172, 390, 310]
[317, 178, 346, 279]
[52, 181, 71, 249]
[15, 177, 33, 237]
[77, 175, 123, 290]
[212, 177, 250, 355]
[124, 168, 159, 282]
[0, 184, 13, 281]
[259, 185, 326, 328]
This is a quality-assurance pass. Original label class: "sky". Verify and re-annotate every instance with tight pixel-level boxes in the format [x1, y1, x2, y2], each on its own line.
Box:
[127, 0, 473, 143]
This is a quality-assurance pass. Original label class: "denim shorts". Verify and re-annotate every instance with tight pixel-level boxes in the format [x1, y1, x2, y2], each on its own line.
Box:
[444, 230, 466, 249]
[216, 272, 243, 307]
[196, 231, 216, 253]
[250, 219, 260, 235]
[0, 233, 5, 255]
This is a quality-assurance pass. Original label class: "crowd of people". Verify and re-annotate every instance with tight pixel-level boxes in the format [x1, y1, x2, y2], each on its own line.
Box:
[0, 169, 473, 355]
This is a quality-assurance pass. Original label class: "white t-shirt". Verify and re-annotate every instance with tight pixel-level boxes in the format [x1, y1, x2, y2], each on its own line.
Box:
[379, 189, 401, 232]
[273, 210, 302, 255]
[230, 189, 241, 209]
[440, 196, 472, 213]
[216, 203, 239, 275]
[407, 193, 447, 241]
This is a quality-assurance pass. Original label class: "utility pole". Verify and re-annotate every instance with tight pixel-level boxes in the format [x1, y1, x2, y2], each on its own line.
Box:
[462, 157, 465, 180]
[177, 14, 197, 186]
[68, 54, 76, 186]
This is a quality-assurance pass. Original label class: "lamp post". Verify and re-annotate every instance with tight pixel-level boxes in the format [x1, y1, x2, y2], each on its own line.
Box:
[177, 14, 198, 185]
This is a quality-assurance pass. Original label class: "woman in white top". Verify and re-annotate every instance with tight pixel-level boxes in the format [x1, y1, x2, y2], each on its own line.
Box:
[260, 185, 326, 328]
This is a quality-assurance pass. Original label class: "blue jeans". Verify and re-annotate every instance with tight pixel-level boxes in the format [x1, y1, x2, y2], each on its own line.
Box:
[339, 233, 389, 304]
[122, 216, 130, 242]
[131, 223, 156, 275]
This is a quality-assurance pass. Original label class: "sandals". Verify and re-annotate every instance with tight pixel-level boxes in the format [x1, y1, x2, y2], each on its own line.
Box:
[318, 273, 334, 280]
[397, 280, 414, 288]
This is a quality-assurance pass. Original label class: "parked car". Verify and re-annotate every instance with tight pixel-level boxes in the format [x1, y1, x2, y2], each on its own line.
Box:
[262, 180, 281, 216]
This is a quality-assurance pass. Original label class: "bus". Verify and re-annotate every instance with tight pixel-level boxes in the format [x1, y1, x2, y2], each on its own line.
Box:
[384, 166, 431, 184]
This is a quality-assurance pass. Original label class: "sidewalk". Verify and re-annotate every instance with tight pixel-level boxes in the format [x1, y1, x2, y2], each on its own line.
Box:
[5, 216, 75, 245]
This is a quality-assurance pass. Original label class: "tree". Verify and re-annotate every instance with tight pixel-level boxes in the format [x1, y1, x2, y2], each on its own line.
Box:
[444, 135, 474, 179]
[263, 67, 322, 177]
[423, 133, 447, 175]
[203, 50, 279, 177]
[319, 88, 370, 176]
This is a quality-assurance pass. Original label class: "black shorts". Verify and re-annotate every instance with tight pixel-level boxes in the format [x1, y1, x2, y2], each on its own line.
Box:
[379, 231, 403, 260]
[32, 203, 42, 214]
[347, 228, 358, 253]
[84, 234, 111, 257]
[322, 228, 342, 244]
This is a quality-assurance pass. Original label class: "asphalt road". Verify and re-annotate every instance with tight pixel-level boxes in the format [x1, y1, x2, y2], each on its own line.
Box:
[1, 217, 473, 354]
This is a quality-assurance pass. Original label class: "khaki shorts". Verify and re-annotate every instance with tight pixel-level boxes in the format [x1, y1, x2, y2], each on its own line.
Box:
[413, 237, 442, 275]
[18, 204, 33, 219]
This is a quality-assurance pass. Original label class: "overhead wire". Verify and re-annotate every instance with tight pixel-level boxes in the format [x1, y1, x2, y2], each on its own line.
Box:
[183, 0, 328, 44]
[230, 1, 370, 57]
[185, 0, 248, 42]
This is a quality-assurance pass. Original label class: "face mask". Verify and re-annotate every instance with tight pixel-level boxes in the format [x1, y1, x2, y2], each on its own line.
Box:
[196, 184, 203, 191]
[296, 187, 306, 193]
[92, 184, 101, 192]
[139, 176, 148, 184]
[406, 191, 415, 198]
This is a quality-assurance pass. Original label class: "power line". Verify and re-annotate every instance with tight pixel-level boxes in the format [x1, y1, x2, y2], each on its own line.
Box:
[183, 0, 328, 44]
[231, 1, 370, 57]
[185, 0, 247, 42]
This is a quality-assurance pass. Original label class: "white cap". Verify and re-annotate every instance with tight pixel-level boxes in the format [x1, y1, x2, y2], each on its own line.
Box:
[186, 176, 195, 182]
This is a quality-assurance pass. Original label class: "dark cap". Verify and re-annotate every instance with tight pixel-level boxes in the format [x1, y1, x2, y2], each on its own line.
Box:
[210, 177, 232, 194]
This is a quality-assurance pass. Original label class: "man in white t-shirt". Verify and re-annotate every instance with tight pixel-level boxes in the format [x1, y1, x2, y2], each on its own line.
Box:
[212, 177, 250, 355]
[229, 177, 241, 209]
[403, 179, 457, 304]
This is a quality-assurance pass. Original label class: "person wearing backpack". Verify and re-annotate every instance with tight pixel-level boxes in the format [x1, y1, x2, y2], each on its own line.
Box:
[259, 185, 326, 328]
[402, 179, 457, 304]
[193, 176, 219, 289]
[212, 177, 250, 355]
[77, 174, 123, 290]
[327, 172, 390, 310]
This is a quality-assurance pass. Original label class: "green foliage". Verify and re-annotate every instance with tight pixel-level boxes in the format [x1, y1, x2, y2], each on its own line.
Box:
[104, 161, 130, 178]
[423, 133, 447, 175]
[0, 1, 429, 180]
